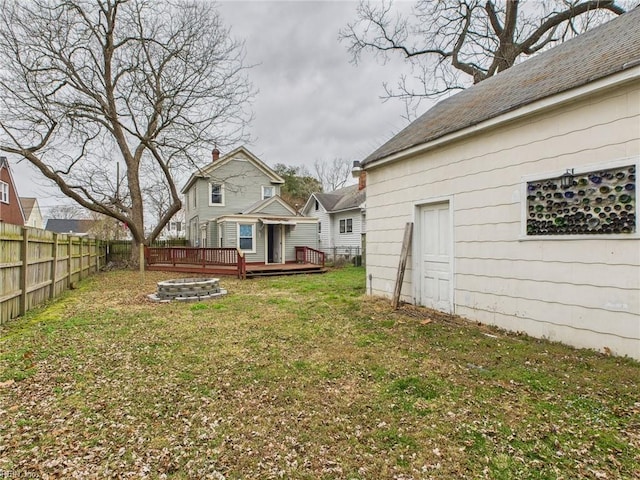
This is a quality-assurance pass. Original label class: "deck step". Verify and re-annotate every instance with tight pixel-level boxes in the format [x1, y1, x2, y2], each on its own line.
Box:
[247, 267, 327, 278]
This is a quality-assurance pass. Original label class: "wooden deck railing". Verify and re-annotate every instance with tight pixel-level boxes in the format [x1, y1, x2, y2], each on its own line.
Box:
[295, 246, 325, 267]
[145, 247, 246, 279]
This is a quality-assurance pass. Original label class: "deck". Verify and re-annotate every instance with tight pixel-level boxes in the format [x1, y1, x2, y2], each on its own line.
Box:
[146, 262, 327, 278]
[144, 246, 326, 278]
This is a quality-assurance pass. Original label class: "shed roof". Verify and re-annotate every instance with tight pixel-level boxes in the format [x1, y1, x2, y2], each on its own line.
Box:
[362, 7, 640, 166]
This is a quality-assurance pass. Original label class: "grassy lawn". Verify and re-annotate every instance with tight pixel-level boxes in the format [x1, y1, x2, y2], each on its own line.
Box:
[1, 267, 638, 479]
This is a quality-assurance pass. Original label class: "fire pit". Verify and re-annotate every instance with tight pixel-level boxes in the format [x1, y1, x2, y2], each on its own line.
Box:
[147, 277, 227, 302]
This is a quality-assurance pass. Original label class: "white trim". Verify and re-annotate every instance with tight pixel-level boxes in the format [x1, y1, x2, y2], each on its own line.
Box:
[237, 222, 256, 254]
[519, 156, 639, 240]
[0, 180, 8, 203]
[260, 219, 297, 225]
[339, 217, 353, 234]
[215, 214, 318, 224]
[244, 195, 298, 215]
[262, 185, 275, 200]
[365, 66, 640, 171]
[412, 195, 455, 313]
[264, 223, 286, 265]
[208, 182, 225, 207]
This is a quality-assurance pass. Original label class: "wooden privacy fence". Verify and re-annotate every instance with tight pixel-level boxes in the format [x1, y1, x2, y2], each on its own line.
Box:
[0, 223, 106, 324]
[108, 238, 187, 264]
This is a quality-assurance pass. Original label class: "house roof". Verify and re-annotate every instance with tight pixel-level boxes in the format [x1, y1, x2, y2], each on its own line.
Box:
[45, 219, 98, 234]
[181, 146, 285, 193]
[0, 157, 26, 223]
[362, 6, 640, 166]
[19, 197, 38, 218]
[313, 184, 365, 213]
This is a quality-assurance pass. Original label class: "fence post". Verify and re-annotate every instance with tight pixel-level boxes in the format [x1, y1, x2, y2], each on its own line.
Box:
[67, 235, 73, 288]
[95, 239, 100, 272]
[19, 227, 28, 316]
[79, 236, 84, 280]
[50, 233, 58, 300]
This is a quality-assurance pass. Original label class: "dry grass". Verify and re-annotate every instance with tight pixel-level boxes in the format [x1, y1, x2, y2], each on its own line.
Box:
[0, 267, 638, 479]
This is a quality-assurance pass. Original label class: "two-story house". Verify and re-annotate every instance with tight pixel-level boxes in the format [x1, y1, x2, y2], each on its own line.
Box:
[0, 156, 26, 226]
[181, 146, 319, 265]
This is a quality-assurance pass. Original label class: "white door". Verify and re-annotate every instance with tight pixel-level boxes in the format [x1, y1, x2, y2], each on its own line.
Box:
[419, 202, 452, 312]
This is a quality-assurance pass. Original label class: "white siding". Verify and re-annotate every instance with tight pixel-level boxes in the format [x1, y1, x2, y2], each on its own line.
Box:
[304, 200, 330, 248]
[331, 210, 363, 249]
[366, 81, 640, 358]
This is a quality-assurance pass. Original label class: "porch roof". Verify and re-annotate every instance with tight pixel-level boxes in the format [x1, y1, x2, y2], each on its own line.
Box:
[260, 218, 298, 225]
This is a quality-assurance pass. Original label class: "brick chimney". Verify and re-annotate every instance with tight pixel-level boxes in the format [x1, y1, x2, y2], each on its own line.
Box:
[352, 161, 366, 191]
[358, 170, 366, 191]
[212, 147, 220, 162]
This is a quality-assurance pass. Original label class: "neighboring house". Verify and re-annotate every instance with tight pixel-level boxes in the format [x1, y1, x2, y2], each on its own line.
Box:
[181, 146, 318, 264]
[0, 156, 26, 226]
[302, 180, 366, 259]
[359, 8, 640, 359]
[45, 219, 99, 236]
[155, 209, 186, 241]
[163, 219, 185, 240]
[19, 197, 44, 229]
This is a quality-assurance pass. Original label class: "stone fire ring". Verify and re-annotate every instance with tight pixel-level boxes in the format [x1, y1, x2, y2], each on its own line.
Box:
[147, 277, 227, 303]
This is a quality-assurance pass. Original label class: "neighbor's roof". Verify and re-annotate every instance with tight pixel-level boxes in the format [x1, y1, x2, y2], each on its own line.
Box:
[315, 184, 365, 212]
[362, 7, 640, 166]
[19, 197, 38, 218]
[45, 219, 97, 234]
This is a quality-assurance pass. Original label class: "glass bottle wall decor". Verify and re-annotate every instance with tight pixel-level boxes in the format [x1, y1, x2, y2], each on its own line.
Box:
[526, 165, 636, 235]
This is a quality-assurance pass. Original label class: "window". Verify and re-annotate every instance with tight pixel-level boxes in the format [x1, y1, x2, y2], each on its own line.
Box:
[210, 183, 224, 206]
[318, 222, 321, 233]
[340, 218, 353, 234]
[315, 199, 319, 211]
[262, 186, 275, 199]
[525, 164, 636, 236]
[0, 181, 8, 203]
[238, 223, 255, 252]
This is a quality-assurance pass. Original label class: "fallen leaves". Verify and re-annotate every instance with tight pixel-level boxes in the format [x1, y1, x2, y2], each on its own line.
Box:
[0, 268, 638, 479]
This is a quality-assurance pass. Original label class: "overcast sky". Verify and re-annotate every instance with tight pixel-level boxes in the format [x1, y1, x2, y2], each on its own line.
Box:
[10, 0, 415, 212]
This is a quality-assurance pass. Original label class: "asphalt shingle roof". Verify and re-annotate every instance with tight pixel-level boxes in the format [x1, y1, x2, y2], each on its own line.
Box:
[362, 7, 640, 166]
[315, 184, 365, 212]
[19, 197, 36, 218]
[45, 219, 97, 234]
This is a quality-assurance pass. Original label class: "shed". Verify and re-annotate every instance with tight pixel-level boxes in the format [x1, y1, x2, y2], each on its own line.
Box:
[360, 8, 640, 359]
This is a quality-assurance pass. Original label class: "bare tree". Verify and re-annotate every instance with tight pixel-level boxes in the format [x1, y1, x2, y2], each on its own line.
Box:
[0, 0, 252, 262]
[46, 204, 90, 220]
[341, 0, 627, 117]
[314, 158, 353, 192]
